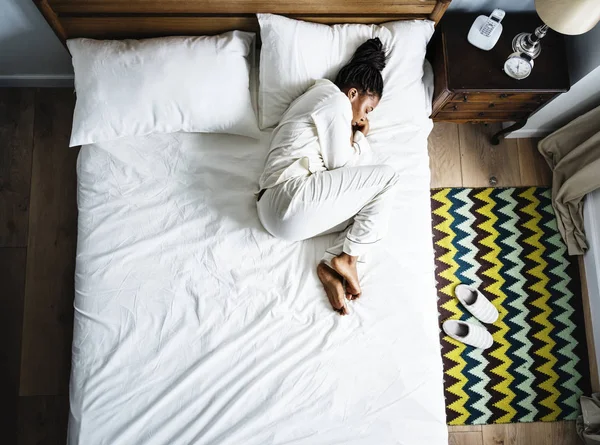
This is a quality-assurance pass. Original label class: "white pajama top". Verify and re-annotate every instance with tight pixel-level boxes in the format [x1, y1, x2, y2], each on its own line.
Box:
[258, 79, 374, 191]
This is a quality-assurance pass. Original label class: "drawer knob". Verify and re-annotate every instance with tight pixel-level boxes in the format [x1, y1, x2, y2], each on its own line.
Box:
[489, 103, 495, 108]
[478, 112, 485, 117]
[452, 105, 458, 111]
[499, 94, 509, 99]
[463, 95, 468, 102]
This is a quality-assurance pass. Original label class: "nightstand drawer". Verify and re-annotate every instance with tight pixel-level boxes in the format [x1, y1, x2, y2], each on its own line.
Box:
[442, 101, 538, 112]
[434, 110, 530, 122]
[451, 92, 553, 104]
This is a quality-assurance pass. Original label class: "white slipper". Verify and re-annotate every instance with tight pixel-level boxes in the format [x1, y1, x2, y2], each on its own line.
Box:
[455, 284, 499, 324]
[442, 320, 494, 350]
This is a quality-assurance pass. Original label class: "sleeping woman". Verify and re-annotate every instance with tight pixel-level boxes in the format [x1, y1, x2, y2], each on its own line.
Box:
[256, 38, 400, 316]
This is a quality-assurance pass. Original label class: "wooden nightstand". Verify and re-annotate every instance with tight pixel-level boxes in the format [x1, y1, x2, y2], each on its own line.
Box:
[428, 13, 570, 144]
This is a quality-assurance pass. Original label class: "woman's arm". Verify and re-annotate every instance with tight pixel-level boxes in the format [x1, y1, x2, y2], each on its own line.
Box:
[349, 129, 374, 167]
[311, 94, 372, 170]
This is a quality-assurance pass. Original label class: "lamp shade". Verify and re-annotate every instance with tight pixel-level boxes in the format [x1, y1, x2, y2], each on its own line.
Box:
[535, 0, 600, 35]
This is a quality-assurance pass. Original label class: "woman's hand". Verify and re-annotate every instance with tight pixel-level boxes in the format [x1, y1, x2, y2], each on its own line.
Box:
[353, 117, 370, 136]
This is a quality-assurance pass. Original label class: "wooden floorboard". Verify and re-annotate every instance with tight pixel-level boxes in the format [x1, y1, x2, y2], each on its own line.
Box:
[0, 248, 28, 445]
[19, 89, 78, 396]
[0, 88, 34, 247]
[517, 138, 552, 187]
[449, 425, 482, 432]
[0, 87, 34, 444]
[458, 123, 522, 188]
[551, 421, 579, 445]
[428, 122, 463, 188]
[481, 422, 580, 445]
[451, 422, 580, 445]
[18, 395, 69, 445]
[449, 431, 483, 445]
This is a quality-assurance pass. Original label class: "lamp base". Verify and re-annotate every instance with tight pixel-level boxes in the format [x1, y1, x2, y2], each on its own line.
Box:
[512, 24, 548, 59]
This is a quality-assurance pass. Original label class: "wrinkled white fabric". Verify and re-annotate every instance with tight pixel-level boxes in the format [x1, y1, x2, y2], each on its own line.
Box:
[68, 32, 260, 146]
[258, 164, 399, 259]
[69, 119, 446, 445]
[257, 14, 435, 130]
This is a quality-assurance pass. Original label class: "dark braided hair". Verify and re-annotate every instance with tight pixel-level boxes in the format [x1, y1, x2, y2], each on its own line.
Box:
[334, 37, 386, 98]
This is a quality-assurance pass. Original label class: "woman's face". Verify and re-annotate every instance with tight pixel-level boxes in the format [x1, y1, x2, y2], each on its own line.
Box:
[346, 88, 380, 126]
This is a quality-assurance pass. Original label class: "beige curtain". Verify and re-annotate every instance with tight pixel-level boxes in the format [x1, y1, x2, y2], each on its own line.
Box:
[578, 394, 600, 445]
[538, 104, 600, 255]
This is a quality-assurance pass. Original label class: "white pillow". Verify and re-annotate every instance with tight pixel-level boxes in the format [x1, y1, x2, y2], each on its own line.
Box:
[257, 14, 435, 130]
[68, 31, 260, 147]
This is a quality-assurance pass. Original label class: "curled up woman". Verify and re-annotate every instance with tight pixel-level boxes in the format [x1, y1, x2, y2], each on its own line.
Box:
[257, 38, 400, 315]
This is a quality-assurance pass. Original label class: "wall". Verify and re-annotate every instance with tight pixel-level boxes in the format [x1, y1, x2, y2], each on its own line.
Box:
[0, 0, 73, 86]
[566, 22, 600, 84]
[507, 65, 600, 138]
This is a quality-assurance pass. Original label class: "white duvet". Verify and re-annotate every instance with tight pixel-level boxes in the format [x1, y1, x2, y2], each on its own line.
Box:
[69, 120, 447, 444]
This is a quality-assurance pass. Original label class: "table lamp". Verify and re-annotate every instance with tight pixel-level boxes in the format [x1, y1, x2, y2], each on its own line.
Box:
[513, 0, 600, 59]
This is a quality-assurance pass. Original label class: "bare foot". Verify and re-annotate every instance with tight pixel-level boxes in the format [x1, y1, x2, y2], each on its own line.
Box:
[331, 253, 361, 298]
[317, 263, 349, 315]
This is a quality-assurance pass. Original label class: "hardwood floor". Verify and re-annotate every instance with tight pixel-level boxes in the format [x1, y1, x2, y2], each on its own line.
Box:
[427, 122, 551, 189]
[1, 88, 34, 445]
[20, 89, 78, 397]
[1, 88, 77, 445]
[0, 88, 590, 445]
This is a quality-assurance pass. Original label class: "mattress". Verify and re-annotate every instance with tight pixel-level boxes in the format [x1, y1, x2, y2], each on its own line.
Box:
[69, 117, 447, 444]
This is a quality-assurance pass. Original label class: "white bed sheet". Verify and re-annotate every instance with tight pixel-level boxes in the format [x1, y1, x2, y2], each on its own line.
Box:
[69, 117, 447, 444]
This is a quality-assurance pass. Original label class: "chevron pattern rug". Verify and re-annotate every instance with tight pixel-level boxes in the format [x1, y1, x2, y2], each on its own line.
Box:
[431, 187, 590, 426]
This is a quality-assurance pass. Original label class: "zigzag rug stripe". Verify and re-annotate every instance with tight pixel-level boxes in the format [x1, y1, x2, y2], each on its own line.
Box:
[469, 189, 506, 423]
[473, 188, 516, 423]
[536, 189, 575, 418]
[465, 189, 501, 421]
[496, 188, 537, 422]
[519, 187, 560, 421]
[491, 188, 531, 422]
[538, 190, 585, 418]
[514, 190, 553, 420]
[432, 189, 470, 424]
[452, 189, 492, 424]
[447, 189, 487, 424]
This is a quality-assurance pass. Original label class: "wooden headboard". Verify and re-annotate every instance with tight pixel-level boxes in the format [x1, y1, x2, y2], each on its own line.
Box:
[33, 0, 452, 43]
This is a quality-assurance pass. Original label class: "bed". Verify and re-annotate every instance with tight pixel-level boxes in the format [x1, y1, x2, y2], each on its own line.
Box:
[34, 1, 453, 444]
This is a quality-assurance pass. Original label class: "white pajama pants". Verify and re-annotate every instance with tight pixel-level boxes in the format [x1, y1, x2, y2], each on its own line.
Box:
[257, 164, 400, 264]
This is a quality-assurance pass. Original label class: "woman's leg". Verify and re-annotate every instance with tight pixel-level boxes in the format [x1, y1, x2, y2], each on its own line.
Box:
[259, 165, 399, 295]
[259, 165, 399, 245]
[308, 165, 400, 297]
